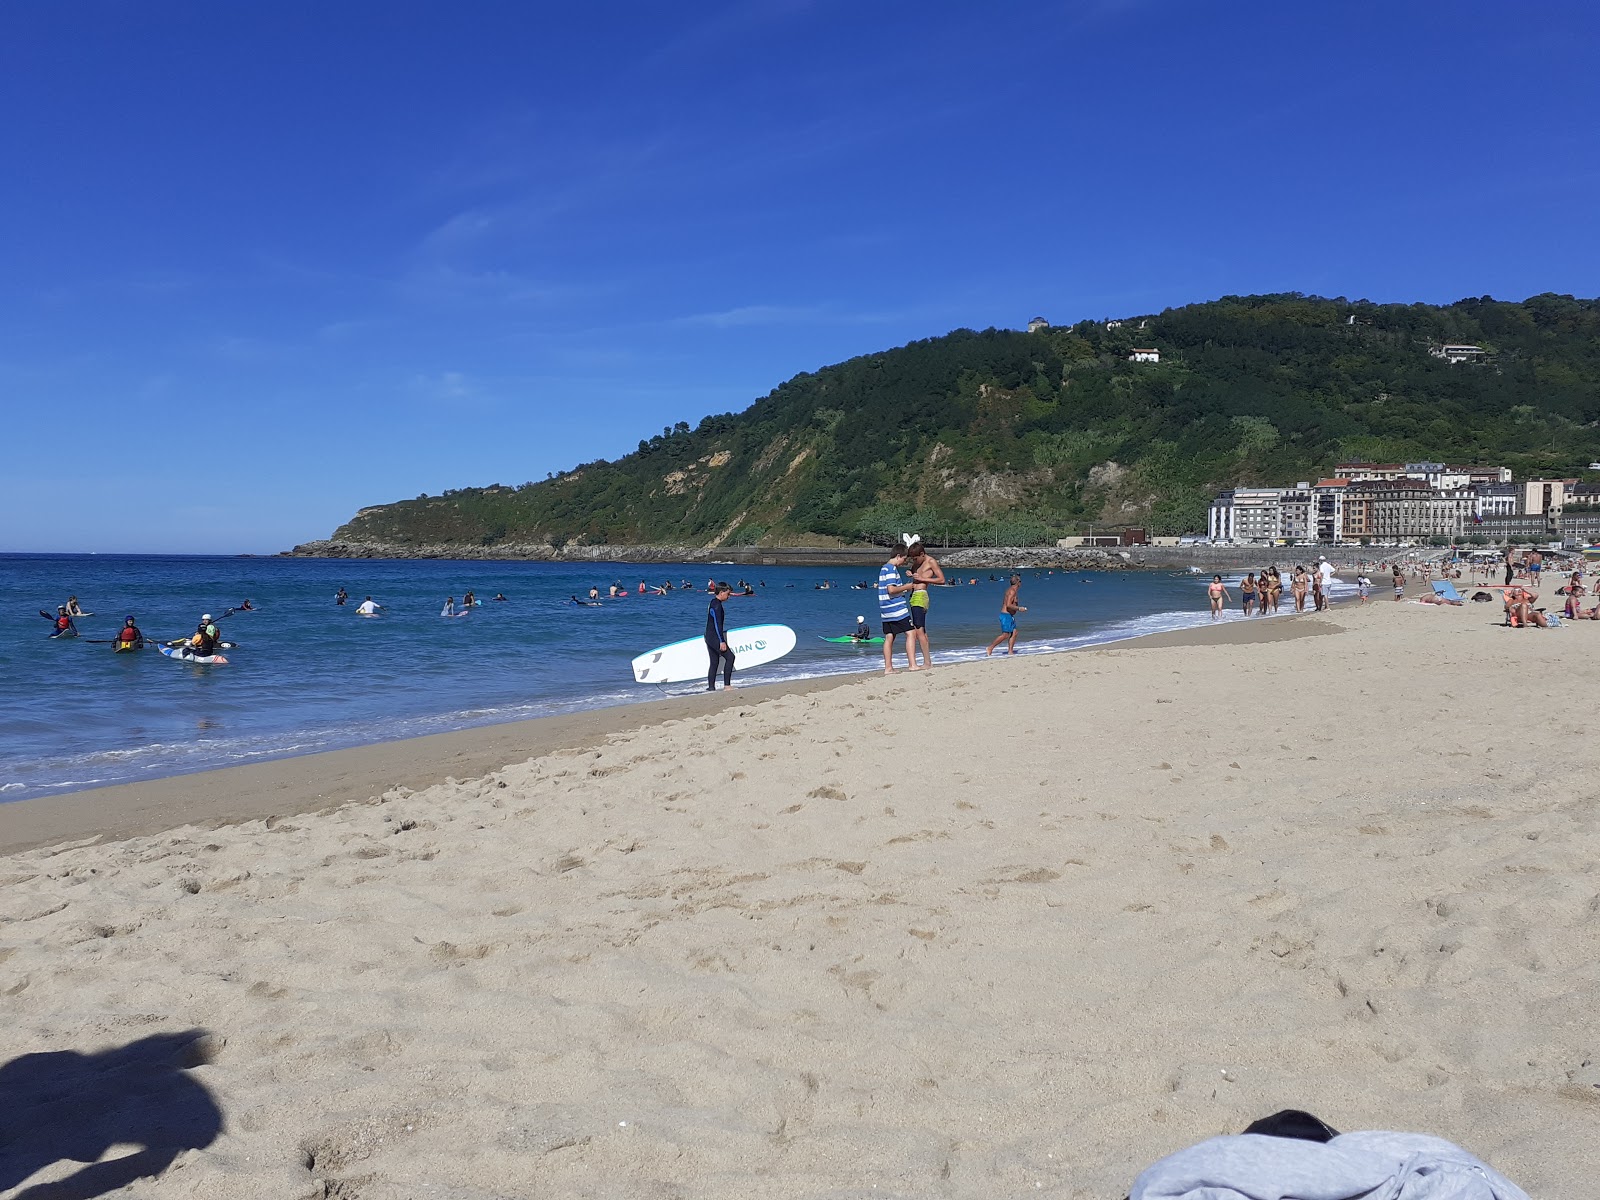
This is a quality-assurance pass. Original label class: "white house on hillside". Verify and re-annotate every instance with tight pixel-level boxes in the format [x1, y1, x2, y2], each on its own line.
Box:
[1128, 348, 1160, 363]
[1027, 316, 1050, 333]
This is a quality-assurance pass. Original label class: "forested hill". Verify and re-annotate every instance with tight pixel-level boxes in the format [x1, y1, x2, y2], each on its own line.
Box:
[314, 293, 1600, 550]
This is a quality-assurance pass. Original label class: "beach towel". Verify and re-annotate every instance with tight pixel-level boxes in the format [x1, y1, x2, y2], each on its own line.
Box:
[1431, 580, 1465, 602]
[1129, 1130, 1529, 1200]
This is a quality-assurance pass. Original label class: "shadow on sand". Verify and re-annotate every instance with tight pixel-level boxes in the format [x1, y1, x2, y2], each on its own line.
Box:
[0, 1029, 222, 1199]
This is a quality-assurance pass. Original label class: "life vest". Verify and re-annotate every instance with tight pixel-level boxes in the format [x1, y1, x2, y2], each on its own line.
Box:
[55, 616, 70, 631]
[118, 626, 139, 644]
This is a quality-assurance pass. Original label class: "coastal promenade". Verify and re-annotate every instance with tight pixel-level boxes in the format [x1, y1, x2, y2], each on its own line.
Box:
[1, 601, 1590, 1196]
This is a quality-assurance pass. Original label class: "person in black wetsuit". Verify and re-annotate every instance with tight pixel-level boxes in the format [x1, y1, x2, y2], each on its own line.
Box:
[705, 581, 736, 692]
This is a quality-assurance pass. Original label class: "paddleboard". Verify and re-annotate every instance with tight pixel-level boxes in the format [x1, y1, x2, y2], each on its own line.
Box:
[819, 635, 885, 645]
[632, 623, 796, 684]
[160, 645, 228, 665]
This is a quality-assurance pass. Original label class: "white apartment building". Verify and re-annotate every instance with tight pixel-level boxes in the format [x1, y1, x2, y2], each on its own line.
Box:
[1208, 490, 1236, 542]
[1472, 483, 1518, 519]
[1522, 479, 1570, 517]
[1231, 488, 1286, 543]
[1128, 348, 1160, 363]
[1313, 479, 1348, 542]
[1278, 485, 1314, 542]
[1212, 464, 1520, 544]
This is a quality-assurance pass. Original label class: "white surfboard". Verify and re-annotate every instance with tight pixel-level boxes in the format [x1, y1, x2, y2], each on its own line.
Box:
[632, 623, 797, 684]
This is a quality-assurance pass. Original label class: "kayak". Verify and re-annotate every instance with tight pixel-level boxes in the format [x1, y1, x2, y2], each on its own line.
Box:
[819, 635, 885, 645]
[160, 645, 228, 665]
[47, 628, 79, 639]
[164, 640, 237, 650]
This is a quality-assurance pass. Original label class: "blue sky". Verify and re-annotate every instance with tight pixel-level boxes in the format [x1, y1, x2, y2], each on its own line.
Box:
[3, 1, 1596, 553]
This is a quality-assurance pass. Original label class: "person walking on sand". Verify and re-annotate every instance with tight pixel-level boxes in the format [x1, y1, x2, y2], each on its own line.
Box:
[986, 574, 1028, 655]
[1207, 575, 1231, 620]
[1291, 565, 1310, 612]
[1392, 565, 1406, 600]
[877, 547, 916, 674]
[1316, 556, 1336, 609]
[1357, 573, 1372, 604]
[903, 535, 944, 670]
[704, 581, 738, 691]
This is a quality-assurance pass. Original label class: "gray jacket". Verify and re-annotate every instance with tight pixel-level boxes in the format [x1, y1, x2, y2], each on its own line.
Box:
[1130, 1130, 1528, 1200]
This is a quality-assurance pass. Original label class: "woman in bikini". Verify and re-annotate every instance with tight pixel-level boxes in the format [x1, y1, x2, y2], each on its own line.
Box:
[1291, 565, 1310, 612]
[1207, 575, 1231, 620]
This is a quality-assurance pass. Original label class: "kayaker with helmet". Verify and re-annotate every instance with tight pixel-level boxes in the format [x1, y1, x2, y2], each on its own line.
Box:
[49, 607, 78, 638]
[115, 616, 146, 652]
[191, 614, 221, 657]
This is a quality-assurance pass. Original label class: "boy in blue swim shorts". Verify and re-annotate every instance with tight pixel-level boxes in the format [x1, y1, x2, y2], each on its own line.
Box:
[986, 574, 1027, 656]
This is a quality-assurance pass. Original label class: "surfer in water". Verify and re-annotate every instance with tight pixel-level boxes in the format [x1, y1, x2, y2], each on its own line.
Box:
[335, 587, 348, 606]
[442, 597, 458, 616]
[705, 581, 737, 691]
[64, 596, 87, 617]
[571, 595, 602, 607]
[355, 596, 382, 616]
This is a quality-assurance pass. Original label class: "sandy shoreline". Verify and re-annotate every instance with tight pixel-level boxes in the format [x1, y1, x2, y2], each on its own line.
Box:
[0, 613, 1337, 856]
[2, 598, 1591, 1197]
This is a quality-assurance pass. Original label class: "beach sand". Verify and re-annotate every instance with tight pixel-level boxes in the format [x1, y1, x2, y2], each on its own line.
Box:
[2, 600, 1594, 1197]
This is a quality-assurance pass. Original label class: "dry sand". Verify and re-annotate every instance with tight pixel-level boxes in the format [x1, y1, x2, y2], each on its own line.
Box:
[2, 601, 1594, 1197]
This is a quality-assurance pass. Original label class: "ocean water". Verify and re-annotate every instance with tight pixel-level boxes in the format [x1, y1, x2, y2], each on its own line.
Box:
[0, 555, 1318, 801]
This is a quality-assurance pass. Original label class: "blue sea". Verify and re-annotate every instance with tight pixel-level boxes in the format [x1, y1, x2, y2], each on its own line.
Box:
[0, 555, 1293, 801]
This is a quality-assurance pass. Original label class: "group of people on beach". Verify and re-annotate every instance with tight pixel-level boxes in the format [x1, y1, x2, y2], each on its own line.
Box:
[1209, 558, 1340, 619]
[866, 536, 1027, 673]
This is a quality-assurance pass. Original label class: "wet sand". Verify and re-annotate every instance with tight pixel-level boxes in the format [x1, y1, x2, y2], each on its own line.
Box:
[0, 613, 1336, 855]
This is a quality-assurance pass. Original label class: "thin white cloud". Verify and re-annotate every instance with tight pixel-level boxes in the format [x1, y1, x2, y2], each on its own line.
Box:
[408, 370, 477, 403]
[670, 303, 917, 330]
[649, 0, 828, 66]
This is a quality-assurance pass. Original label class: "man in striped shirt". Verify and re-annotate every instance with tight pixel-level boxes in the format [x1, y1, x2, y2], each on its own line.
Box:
[878, 547, 917, 674]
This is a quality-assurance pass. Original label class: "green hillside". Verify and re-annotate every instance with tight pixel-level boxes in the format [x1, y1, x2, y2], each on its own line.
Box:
[319, 293, 1600, 549]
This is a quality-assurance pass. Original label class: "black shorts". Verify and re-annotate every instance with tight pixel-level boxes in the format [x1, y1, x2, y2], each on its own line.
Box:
[909, 606, 927, 630]
[881, 617, 912, 636]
